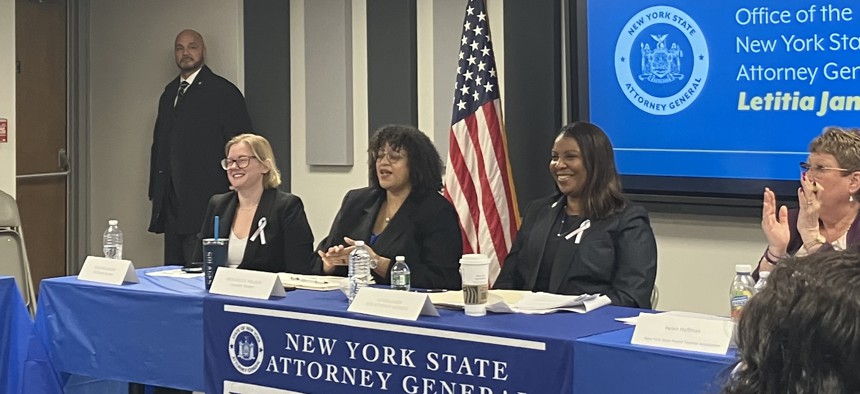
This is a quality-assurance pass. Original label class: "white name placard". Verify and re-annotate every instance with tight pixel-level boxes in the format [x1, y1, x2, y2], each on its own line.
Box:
[210, 268, 286, 300]
[631, 312, 734, 355]
[348, 287, 439, 320]
[77, 256, 139, 285]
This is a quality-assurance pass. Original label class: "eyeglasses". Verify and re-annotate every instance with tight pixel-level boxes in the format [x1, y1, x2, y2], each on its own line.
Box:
[221, 156, 257, 170]
[376, 150, 405, 163]
[799, 162, 851, 173]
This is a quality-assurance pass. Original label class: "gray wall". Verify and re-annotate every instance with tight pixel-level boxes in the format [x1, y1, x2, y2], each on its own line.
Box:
[244, 0, 291, 189]
[0, 0, 14, 195]
[503, 0, 563, 207]
[366, 0, 418, 132]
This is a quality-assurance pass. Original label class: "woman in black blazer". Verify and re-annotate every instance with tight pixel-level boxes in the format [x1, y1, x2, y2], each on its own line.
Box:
[494, 122, 657, 308]
[194, 134, 314, 273]
[313, 125, 462, 290]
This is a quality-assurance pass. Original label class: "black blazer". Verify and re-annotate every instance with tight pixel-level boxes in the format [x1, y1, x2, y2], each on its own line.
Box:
[193, 188, 315, 274]
[312, 187, 463, 290]
[148, 65, 252, 234]
[495, 194, 657, 308]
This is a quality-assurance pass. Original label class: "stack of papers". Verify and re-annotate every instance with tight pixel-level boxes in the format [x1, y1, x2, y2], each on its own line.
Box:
[428, 290, 611, 314]
[144, 269, 202, 279]
[277, 274, 346, 291]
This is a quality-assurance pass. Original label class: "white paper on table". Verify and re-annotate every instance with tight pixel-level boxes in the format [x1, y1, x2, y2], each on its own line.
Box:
[428, 290, 610, 314]
[616, 310, 728, 325]
[144, 268, 202, 279]
[277, 273, 347, 291]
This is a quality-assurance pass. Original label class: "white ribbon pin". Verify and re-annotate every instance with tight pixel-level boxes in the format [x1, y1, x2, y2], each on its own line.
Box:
[250, 217, 267, 245]
[565, 219, 591, 244]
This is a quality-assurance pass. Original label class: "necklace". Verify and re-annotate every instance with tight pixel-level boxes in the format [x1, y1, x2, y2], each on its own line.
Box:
[383, 200, 400, 224]
[238, 203, 259, 211]
[557, 211, 580, 237]
[556, 201, 581, 237]
[557, 215, 567, 237]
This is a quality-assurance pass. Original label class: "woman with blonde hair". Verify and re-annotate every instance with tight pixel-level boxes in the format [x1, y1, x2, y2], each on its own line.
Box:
[194, 133, 314, 273]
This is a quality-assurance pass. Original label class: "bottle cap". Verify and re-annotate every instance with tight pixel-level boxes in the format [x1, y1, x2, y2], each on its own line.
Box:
[108, 219, 118, 226]
[759, 271, 770, 278]
[396, 256, 405, 262]
[735, 264, 752, 273]
[354, 240, 365, 246]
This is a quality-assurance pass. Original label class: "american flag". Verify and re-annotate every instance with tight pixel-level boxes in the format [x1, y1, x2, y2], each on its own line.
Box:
[444, 0, 519, 284]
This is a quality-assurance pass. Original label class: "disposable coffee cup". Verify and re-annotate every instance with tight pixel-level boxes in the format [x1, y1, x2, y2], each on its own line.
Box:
[459, 254, 490, 316]
[202, 238, 228, 290]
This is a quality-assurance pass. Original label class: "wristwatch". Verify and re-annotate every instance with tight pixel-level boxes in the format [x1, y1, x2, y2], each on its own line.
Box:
[804, 233, 826, 250]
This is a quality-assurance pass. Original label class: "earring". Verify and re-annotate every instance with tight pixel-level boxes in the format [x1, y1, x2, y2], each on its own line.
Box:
[851, 195, 855, 202]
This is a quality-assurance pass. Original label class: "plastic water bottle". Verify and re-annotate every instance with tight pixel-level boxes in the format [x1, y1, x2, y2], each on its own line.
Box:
[753, 270, 770, 295]
[103, 219, 123, 260]
[348, 240, 372, 304]
[390, 255, 411, 291]
[729, 264, 755, 323]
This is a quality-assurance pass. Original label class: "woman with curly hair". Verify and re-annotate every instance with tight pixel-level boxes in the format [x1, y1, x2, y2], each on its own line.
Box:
[312, 125, 462, 290]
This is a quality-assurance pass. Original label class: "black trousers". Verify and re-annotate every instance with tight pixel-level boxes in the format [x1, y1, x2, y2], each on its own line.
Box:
[163, 231, 197, 265]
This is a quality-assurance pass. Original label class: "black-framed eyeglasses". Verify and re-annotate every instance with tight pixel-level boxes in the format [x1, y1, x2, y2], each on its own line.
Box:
[799, 161, 851, 173]
[221, 156, 257, 170]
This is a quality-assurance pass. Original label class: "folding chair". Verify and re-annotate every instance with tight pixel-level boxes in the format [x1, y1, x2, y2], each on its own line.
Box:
[0, 190, 38, 316]
[650, 284, 659, 310]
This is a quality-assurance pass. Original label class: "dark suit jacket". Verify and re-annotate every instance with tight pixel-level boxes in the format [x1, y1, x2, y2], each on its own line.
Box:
[193, 188, 315, 274]
[311, 187, 463, 290]
[148, 65, 252, 235]
[495, 194, 657, 308]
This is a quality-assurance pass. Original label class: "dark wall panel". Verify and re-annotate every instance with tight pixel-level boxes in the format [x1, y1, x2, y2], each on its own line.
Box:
[366, 0, 418, 134]
[503, 0, 563, 210]
[244, 1, 291, 190]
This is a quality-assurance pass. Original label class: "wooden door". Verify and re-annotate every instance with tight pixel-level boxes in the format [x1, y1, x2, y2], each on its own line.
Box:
[16, 0, 68, 291]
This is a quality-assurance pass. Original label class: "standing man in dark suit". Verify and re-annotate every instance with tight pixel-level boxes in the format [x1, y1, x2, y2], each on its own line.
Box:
[149, 29, 252, 266]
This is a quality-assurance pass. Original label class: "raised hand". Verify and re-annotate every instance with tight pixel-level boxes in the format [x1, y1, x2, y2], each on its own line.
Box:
[796, 172, 822, 245]
[761, 187, 790, 256]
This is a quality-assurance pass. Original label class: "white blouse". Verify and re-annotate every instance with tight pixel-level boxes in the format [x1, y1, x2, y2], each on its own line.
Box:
[227, 229, 248, 268]
[795, 231, 848, 257]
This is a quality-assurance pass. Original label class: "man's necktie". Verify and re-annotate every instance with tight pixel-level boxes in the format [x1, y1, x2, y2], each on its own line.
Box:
[175, 81, 190, 107]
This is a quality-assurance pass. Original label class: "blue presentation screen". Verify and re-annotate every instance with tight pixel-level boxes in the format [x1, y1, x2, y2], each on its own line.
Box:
[584, 0, 860, 195]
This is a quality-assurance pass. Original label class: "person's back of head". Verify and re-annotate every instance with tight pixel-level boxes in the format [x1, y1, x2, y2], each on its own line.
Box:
[724, 249, 860, 394]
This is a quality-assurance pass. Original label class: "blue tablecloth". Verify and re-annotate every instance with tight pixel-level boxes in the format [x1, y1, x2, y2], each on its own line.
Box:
[1, 276, 32, 394]
[33, 266, 207, 391]
[573, 327, 737, 394]
[204, 289, 640, 394]
[2, 275, 62, 394]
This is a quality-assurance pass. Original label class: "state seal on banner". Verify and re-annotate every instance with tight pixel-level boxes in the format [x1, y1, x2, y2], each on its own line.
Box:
[229, 323, 265, 375]
[615, 5, 709, 115]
